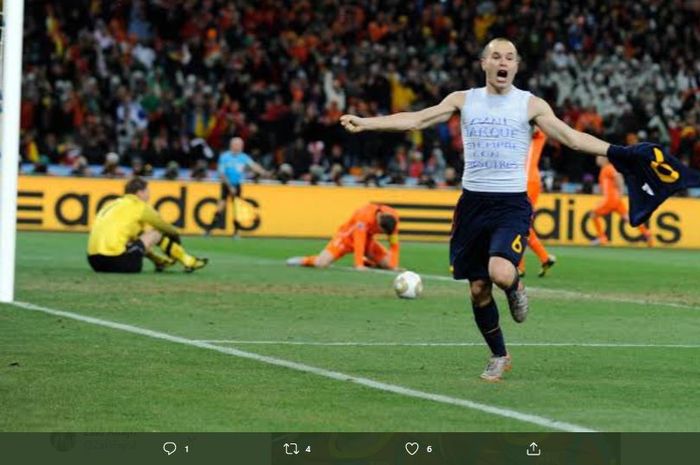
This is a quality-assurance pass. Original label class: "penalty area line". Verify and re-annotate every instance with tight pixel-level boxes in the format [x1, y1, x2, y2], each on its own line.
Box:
[334, 266, 700, 311]
[203, 255, 700, 311]
[11, 300, 595, 433]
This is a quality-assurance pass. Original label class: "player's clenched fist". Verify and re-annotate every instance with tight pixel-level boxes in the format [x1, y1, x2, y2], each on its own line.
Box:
[340, 114, 366, 133]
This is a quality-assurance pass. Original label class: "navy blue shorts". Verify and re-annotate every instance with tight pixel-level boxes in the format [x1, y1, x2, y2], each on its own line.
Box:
[450, 189, 532, 281]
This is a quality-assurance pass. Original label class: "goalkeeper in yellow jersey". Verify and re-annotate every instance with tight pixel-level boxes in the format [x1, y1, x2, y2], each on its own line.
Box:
[87, 177, 208, 273]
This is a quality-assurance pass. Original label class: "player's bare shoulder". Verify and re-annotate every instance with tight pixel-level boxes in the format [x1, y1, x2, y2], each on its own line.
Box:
[527, 95, 553, 121]
[444, 90, 467, 111]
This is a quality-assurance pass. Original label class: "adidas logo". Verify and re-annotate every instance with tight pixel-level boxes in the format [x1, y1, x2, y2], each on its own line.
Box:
[642, 183, 655, 196]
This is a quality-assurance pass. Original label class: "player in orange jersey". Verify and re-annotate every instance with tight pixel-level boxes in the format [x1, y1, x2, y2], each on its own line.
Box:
[286, 203, 400, 270]
[518, 128, 556, 277]
[591, 156, 653, 246]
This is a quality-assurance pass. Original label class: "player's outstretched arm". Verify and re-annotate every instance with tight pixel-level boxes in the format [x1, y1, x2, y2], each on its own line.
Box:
[340, 91, 464, 133]
[529, 96, 610, 156]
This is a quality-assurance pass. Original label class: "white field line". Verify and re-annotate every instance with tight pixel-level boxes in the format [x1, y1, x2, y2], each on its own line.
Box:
[10, 300, 595, 433]
[196, 256, 700, 311]
[194, 340, 700, 349]
[333, 266, 700, 311]
[18, 251, 700, 311]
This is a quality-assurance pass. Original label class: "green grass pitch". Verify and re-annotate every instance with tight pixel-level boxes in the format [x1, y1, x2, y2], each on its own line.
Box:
[1, 231, 699, 431]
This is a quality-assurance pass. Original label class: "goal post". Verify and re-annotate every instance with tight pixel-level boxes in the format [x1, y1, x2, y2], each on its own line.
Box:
[0, 0, 25, 303]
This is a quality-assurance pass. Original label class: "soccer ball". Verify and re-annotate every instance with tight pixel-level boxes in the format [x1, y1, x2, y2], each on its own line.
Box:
[393, 271, 423, 299]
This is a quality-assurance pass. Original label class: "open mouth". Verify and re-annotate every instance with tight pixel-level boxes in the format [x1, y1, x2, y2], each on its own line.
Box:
[497, 69, 508, 79]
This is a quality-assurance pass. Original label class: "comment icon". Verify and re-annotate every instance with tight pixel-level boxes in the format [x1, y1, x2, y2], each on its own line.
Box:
[163, 441, 177, 456]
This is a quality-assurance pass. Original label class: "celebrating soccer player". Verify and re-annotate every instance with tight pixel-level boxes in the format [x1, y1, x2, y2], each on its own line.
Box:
[339, 38, 672, 381]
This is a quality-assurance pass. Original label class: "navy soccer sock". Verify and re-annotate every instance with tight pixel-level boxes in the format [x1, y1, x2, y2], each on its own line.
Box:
[472, 299, 507, 357]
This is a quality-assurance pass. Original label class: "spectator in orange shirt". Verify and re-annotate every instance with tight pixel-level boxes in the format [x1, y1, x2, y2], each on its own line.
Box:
[575, 105, 603, 135]
[518, 128, 556, 277]
[287, 203, 400, 270]
[368, 13, 390, 42]
[591, 156, 653, 246]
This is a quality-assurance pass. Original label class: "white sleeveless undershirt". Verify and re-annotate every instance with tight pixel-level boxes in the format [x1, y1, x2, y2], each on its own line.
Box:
[460, 86, 532, 192]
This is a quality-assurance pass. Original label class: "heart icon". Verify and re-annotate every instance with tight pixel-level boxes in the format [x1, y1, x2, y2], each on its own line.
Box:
[405, 442, 419, 456]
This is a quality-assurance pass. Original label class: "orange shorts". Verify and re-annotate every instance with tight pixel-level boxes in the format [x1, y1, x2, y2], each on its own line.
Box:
[594, 199, 627, 216]
[324, 235, 389, 263]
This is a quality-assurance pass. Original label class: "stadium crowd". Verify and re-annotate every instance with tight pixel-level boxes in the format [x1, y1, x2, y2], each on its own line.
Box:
[19, 0, 700, 190]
